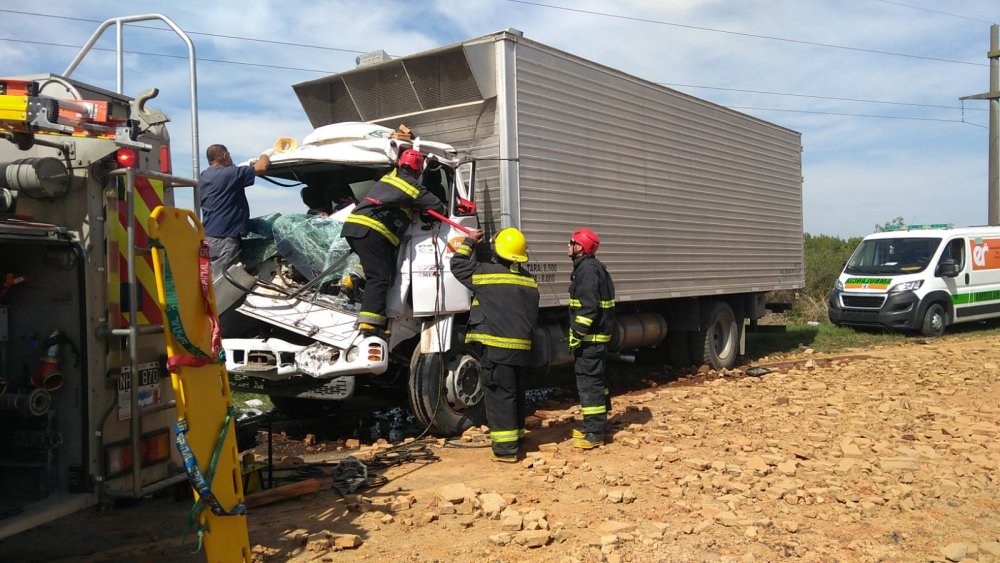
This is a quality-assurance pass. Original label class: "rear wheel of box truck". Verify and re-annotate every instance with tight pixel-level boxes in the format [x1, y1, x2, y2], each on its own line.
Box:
[408, 344, 487, 436]
[689, 301, 740, 370]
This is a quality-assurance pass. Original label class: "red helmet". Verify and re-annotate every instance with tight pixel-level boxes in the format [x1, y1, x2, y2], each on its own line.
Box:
[398, 149, 425, 174]
[570, 228, 600, 255]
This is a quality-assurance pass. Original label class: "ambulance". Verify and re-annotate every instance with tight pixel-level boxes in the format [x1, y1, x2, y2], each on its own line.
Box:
[828, 224, 1000, 336]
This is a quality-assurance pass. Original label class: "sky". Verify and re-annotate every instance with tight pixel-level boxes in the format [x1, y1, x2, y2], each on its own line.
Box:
[1, 0, 997, 238]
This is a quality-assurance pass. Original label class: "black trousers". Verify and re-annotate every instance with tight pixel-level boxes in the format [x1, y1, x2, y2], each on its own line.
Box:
[346, 231, 396, 327]
[574, 343, 609, 440]
[481, 358, 526, 456]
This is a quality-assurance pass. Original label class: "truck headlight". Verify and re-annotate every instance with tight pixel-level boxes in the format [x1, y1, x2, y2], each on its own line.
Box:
[889, 280, 923, 294]
[834, 279, 844, 291]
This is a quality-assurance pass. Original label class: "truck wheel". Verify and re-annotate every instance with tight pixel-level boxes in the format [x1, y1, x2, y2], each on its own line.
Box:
[689, 301, 739, 370]
[665, 331, 692, 368]
[920, 303, 947, 337]
[408, 345, 487, 436]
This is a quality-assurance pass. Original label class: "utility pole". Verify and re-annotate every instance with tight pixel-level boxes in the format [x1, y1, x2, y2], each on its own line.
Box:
[961, 24, 1000, 226]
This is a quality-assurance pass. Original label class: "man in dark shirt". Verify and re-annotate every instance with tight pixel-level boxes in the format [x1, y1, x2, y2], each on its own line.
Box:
[199, 144, 270, 275]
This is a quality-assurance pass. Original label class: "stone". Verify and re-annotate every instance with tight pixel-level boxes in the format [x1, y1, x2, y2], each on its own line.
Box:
[514, 530, 551, 548]
[941, 543, 968, 562]
[438, 483, 474, 504]
[489, 532, 513, 546]
[332, 534, 362, 549]
[479, 492, 507, 518]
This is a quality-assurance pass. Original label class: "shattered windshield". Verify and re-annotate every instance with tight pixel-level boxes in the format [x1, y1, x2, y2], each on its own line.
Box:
[844, 237, 941, 275]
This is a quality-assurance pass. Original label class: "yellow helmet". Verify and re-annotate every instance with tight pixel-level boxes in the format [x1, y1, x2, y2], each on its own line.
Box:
[493, 227, 528, 263]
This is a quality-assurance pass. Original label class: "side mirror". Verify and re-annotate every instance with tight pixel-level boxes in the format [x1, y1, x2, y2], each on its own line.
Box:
[937, 258, 959, 277]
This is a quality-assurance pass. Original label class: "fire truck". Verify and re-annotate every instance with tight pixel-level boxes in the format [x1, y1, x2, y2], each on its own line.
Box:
[0, 15, 200, 539]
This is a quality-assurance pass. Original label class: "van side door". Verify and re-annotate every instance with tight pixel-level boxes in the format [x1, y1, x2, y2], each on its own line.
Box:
[956, 235, 1000, 322]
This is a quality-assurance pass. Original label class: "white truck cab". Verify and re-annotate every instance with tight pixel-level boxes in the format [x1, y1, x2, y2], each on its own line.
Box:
[828, 224, 1000, 336]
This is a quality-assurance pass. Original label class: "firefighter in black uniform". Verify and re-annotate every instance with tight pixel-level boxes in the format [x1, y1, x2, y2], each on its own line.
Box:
[567, 228, 616, 449]
[450, 227, 540, 462]
[341, 149, 445, 336]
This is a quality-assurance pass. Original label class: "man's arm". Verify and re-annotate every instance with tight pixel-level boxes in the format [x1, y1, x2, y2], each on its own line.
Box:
[449, 229, 483, 290]
[253, 153, 271, 176]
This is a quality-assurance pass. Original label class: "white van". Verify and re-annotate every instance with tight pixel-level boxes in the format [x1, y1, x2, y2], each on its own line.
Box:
[828, 224, 1000, 336]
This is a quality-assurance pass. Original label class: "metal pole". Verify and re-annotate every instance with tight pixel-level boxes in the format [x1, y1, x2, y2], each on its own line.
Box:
[988, 24, 999, 226]
[125, 168, 143, 497]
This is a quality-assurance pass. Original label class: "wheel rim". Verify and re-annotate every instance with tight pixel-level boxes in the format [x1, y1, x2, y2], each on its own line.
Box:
[712, 318, 736, 359]
[930, 309, 944, 333]
[444, 352, 483, 410]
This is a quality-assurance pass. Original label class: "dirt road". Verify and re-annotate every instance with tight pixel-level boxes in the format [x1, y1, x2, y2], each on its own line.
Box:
[3, 334, 999, 562]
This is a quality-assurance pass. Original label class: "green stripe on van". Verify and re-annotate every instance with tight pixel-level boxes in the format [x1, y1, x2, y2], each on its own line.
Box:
[952, 290, 1000, 305]
[845, 277, 892, 285]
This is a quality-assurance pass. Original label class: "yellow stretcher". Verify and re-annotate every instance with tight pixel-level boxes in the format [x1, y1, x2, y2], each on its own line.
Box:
[148, 206, 251, 562]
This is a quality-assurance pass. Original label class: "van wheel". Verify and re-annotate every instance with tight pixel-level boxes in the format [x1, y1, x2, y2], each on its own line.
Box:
[689, 301, 739, 370]
[920, 303, 947, 337]
[408, 345, 487, 437]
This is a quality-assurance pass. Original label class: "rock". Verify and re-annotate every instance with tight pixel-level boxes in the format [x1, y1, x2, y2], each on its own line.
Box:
[345, 439, 361, 449]
[878, 458, 920, 471]
[514, 530, 551, 548]
[501, 514, 524, 532]
[941, 543, 968, 561]
[332, 534, 362, 549]
[479, 492, 507, 518]
[979, 542, 1000, 557]
[438, 483, 474, 504]
[489, 532, 514, 546]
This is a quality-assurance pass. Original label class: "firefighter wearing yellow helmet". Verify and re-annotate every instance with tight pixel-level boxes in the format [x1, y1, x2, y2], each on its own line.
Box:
[450, 227, 539, 462]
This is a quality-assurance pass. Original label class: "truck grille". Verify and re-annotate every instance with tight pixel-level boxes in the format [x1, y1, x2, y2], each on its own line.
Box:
[840, 294, 886, 309]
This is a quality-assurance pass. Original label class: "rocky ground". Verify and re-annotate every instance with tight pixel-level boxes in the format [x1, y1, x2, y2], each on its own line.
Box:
[3, 333, 999, 562]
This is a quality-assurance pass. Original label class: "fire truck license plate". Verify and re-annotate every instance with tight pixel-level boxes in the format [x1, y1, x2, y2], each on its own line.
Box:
[118, 362, 161, 390]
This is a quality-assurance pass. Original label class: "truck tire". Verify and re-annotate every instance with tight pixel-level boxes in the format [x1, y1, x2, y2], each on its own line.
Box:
[408, 345, 487, 436]
[689, 301, 739, 370]
[920, 302, 947, 337]
[665, 331, 692, 368]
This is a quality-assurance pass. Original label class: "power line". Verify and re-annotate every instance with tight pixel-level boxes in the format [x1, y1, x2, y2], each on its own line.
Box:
[2, 36, 985, 126]
[0, 37, 342, 74]
[0, 8, 370, 55]
[662, 82, 987, 112]
[871, 0, 995, 25]
[503, 0, 989, 67]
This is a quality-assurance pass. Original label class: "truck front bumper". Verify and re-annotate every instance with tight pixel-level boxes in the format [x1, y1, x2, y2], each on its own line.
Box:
[223, 336, 388, 381]
[827, 289, 921, 331]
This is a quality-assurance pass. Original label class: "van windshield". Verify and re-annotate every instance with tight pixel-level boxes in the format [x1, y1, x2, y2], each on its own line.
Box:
[845, 237, 941, 275]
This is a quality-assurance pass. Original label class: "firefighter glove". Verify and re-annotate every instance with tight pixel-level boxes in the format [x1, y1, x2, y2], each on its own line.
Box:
[568, 329, 582, 350]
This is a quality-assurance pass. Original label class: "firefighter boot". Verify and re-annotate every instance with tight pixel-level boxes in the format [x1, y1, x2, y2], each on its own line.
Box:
[573, 429, 604, 450]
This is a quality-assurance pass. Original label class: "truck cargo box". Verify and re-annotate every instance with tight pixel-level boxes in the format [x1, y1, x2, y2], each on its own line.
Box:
[293, 30, 804, 308]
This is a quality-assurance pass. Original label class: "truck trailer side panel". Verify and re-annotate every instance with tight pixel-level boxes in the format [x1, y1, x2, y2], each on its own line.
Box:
[509, 38, 804, 307]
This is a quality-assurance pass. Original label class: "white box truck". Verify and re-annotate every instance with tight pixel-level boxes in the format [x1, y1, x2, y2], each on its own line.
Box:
[222, 30, 804, 435]
[828, 224, 1000, 336]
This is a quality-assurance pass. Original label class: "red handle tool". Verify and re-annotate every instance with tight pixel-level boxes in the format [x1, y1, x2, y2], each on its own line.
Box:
[425, 209, 473, 235]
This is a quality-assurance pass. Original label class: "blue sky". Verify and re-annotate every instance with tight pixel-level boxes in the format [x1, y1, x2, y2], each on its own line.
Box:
[2, 0, 997, 238]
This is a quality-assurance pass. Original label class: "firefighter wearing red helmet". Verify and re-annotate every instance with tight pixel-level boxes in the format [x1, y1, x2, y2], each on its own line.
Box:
[342, 148, 445, 337]
[567, 227, 616, 449]
[450, 227, 539, 462]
